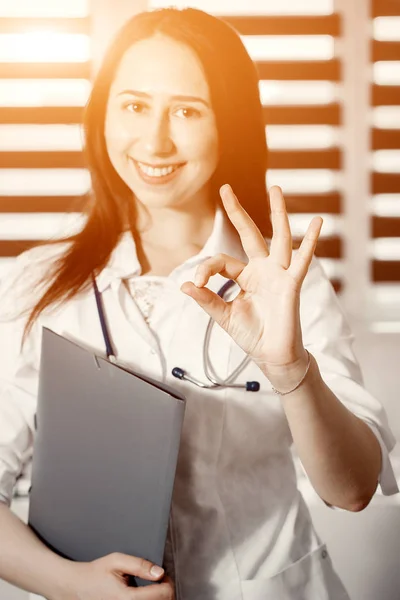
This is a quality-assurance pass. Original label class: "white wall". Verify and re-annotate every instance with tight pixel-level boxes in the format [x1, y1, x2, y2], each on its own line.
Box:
[306, 327, 400, 600]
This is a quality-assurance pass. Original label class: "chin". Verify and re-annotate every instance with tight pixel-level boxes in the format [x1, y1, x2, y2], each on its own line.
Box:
[131, 189, 186, 210]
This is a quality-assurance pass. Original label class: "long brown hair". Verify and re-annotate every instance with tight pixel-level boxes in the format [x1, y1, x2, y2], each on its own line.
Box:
[24, 7, 271, 338]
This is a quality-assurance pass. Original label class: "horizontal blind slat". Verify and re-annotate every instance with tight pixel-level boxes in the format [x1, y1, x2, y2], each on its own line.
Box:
[263, 104, 341, 124]
[256, 59, 340, 81]
[293, 235, 341, 258]
[372, 172, 400, 193]
[0, 195, 88, 212]
[372, 260, 400, 281]
[372, 84, 400, 105]
[372, 128, 400, 149]
[220, 14, 341, 35]
[268, 148, 341, 169]
[371, 128, 400, 150]
[372, 0, 400, 17]
[0, 93, 341, 133]
[0, 194, 341, 214]
[0, 150, 342, 170]
[285, 192, 341, 213]
[0, 240, 40, 256]
[372, 216, 400, 236]
[372, 41, 400, 61]
[0, 237, 342, 259]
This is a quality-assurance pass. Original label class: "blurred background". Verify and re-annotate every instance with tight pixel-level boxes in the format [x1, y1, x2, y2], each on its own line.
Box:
[0, 0, 399, 599]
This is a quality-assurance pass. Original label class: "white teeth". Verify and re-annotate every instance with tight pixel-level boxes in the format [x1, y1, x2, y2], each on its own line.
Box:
[137, 162, 178, 177]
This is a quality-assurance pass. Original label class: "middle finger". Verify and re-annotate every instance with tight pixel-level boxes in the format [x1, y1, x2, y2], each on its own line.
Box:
[268, 186, 292, 269]
[219, 184, 269, 260]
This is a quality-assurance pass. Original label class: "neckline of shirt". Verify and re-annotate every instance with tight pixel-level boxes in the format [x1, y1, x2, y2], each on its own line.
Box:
[95, 206, 245, 293]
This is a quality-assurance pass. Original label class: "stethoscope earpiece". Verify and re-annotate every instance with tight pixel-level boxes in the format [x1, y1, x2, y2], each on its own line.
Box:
[246, 381, 260, 392]
[171, 367, 185, 380]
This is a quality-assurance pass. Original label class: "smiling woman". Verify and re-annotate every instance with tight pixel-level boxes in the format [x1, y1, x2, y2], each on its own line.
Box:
[104, 35, 219, 211]
[0, 7, 398, 600]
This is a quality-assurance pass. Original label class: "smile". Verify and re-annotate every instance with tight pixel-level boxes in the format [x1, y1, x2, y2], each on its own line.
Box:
[137, 161, 181, 177]
[131, 159, 185, 185]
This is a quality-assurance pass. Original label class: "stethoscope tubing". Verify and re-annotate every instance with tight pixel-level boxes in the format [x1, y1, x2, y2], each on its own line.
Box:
[92, 275, 260, 392]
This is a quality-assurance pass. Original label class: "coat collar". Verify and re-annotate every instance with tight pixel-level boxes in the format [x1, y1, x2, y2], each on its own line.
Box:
[95, 207, 247, 293]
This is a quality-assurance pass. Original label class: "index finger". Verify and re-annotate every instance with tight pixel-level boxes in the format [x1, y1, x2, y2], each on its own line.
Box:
[219, 184, 269, 259]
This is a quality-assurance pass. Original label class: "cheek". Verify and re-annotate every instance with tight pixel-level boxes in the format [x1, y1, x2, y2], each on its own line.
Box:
[179, 123, 219, 164]
[200, 129, 219, 173]
[105, 122, 131, 152]
[104, 107, 136, 155]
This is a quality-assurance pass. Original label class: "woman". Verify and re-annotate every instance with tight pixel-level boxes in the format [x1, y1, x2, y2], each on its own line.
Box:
[0, 7, 397, 600]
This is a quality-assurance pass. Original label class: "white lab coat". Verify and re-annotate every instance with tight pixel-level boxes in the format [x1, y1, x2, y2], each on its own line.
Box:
[0, 209, 398, 600]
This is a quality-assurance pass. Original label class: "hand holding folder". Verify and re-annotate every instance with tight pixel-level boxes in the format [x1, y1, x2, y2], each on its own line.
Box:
[28, 328, 186, 588]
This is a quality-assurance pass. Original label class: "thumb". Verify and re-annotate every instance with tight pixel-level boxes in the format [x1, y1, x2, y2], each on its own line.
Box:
[181, 282, 230, 329]
[107, 553, 164, 581]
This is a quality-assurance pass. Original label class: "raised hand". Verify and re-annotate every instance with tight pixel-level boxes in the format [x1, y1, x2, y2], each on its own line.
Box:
[181, 184, 322, 376]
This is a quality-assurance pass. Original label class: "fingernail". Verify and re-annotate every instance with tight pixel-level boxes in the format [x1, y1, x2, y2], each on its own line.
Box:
[220, 184, 231, 196]
[194, 275, 202, 287]
[150, 565, 164, 578]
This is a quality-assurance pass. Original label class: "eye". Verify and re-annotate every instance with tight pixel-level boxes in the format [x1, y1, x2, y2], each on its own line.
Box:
[175, 107, 201, 119]
[123, 101, 146, 114]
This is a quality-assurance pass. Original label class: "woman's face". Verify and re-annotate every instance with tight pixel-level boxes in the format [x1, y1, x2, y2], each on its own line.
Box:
[104, 33, 219, 211]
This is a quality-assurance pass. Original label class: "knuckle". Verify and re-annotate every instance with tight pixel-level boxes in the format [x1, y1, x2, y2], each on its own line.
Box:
[139, 556, 151, 573]
[197, 264, 208, 274]
[161, 584, 174, 600]
[108, 551, 121, 564]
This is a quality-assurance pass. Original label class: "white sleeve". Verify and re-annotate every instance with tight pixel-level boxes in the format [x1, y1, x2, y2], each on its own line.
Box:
[299, 257, 399, 501]
[0, 251, 46, 506]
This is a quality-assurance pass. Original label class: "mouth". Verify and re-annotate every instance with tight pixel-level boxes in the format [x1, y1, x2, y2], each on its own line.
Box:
[131, 159, 185, 184]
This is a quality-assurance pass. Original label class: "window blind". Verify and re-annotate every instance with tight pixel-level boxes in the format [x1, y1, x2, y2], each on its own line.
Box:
[1, 0, 343, 292]
[371, 0, 400, 294]
[0, 0, 91, 277]
[148, 0, 342, 291]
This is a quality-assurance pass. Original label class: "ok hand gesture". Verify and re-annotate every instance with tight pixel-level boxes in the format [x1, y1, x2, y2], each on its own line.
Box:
[181, 185, 322, 379]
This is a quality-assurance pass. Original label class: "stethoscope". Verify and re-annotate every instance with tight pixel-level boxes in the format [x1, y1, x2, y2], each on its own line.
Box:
[92, 276, 260, 393]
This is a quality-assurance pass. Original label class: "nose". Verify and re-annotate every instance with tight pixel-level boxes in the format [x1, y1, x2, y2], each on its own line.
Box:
[143, 111, 175, 157]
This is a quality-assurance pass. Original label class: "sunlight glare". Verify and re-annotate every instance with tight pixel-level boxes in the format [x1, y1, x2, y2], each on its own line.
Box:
[0, 32, 90, 63]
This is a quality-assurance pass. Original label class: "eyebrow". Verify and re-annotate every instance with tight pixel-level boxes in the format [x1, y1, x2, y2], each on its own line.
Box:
[117, 89, 210, 108]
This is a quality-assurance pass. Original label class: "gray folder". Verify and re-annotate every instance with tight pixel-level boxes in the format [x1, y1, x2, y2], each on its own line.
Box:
[28, 327, 185, 587]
